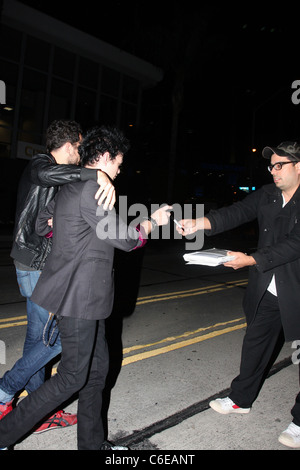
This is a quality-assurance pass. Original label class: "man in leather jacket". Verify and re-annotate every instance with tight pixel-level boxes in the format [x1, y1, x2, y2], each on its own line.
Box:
[177, 142, 300, 448]
[0, 120, 116, 433]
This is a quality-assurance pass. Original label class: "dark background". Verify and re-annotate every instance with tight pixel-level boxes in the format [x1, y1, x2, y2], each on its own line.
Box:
[3, 1, 300, 215]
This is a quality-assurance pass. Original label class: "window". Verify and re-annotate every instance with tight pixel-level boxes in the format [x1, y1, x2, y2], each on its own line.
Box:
[0, 25, 22, 61]
[99, 94, 118, 125]
[18, 68, 47, 143]
[75, 87, 96, 127]
[53, 47, 76, 81]
[78, 57, 99, 89]
[0, 61, 18, 158]
[0, 60, 18, 125]
[101, 67, 120, 97]
[25, 36, 50, 72]
[49, 79, 73, 122]
[122, 75, 139, 103]
[0, 128, 12, 158]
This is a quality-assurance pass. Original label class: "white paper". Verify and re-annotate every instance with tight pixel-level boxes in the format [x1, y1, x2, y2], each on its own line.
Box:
[183, 248, 235, 266]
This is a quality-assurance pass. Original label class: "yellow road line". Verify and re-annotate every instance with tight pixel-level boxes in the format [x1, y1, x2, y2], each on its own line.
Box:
[123, 317, 245, 353]
[19, 317, 246, 397]
[0, 316, 27, 323]
[137, 280, 247, 300]
[0, 315, 27, 329]
[0, 321, 27, 329]
[4, 278, 248, 397]
[136, 280, 248, 305]
[0, 279, 247, 329]
[122, 322, 247, 366]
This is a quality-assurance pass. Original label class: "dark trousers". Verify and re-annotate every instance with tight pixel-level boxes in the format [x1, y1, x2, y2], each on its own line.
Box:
[0, 316, 109, 450]
[229, 290, 300, 426]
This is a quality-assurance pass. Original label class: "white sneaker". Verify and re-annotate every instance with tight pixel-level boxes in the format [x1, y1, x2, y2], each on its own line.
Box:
[278, 422, 300, 448]
[209, 397, 251, 414]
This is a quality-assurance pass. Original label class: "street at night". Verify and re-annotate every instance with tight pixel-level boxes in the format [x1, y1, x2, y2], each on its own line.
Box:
[1, 1, 300, 456]
[0, 231, 297, 451]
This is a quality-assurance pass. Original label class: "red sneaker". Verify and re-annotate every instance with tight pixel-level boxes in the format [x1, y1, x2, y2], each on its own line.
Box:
[0, 401, 13, 421]
[34, 410, 77, 434]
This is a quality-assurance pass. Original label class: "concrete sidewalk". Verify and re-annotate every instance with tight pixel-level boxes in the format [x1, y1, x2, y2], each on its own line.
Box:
[1, 230, 299, 452]
[148, 363, 299, 451]
[10, 359, 299, 451]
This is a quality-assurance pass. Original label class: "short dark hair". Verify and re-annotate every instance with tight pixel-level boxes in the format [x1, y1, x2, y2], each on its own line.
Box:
[79, 125, 130, 167]
[46, 120, 82, 153]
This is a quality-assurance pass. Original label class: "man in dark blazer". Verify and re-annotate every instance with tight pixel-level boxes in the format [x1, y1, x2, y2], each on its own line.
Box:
[177, 141, 300, 448]
[0, 120, 115, 432]
[0, 126, 171, 450]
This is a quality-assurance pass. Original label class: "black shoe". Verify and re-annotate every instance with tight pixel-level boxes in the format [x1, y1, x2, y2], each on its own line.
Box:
[100, 440, 129, 450]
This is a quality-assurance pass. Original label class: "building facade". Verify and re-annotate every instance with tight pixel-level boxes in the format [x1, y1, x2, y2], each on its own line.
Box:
[0, 0, 162, 222]
[0, 0, 162, 161]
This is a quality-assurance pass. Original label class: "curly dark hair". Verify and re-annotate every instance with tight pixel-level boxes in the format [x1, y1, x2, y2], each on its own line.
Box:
[79, 126, 130, 167]
[46, 120, 83, 153]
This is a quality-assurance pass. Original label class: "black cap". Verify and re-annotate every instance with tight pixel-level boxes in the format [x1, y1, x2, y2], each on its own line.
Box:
[262, 141, 300, 161]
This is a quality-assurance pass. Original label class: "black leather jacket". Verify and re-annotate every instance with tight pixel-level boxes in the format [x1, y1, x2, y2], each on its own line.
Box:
[10, 153, 97, 270]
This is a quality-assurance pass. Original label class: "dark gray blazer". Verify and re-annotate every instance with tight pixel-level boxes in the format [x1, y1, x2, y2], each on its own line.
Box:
[31, 179, 143, 320]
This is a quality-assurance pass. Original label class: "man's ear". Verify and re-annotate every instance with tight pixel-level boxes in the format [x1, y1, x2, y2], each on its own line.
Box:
[295, 161, 300, 173]
[63, 141, 74, 156]
[103, 151, 110, 163]
[101, 152, 111, 166]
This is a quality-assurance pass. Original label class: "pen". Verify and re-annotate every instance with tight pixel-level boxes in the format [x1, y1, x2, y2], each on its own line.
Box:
[171, 215, 183, 229]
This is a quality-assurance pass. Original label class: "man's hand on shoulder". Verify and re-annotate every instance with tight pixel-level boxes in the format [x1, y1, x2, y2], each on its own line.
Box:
[95, 170, 116, 210]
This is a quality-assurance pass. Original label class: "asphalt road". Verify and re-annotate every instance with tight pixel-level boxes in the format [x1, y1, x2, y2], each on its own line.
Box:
[0, 230, 298, 454]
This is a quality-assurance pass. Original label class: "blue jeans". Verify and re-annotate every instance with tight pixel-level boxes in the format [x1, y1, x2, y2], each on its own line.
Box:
[0, 269, 61, 403]
[0, 317, 109, 449]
